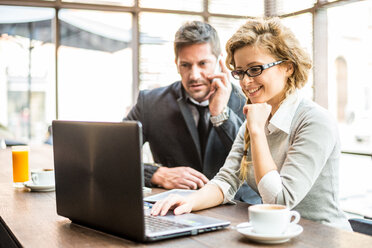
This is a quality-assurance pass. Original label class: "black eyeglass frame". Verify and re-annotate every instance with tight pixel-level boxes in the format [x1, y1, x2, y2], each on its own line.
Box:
[231, 60, 284, 80]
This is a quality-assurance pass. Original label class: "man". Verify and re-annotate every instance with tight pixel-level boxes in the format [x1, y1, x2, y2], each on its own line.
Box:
[124, 21, 260, 203]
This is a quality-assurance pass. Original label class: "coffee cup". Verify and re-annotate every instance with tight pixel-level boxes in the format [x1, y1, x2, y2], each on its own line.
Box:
[31, 169, 55, 186]
[248, 204, 300, 235]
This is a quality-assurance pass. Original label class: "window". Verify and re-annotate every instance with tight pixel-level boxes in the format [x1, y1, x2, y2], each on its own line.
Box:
[58, 9, 132, 121]
[327, 0, 372, 218]
[328, 1, 372, 152]
[0, 6, 55, 143]
[281, 13, 313, 99]
[140, 0, 202, 12]
[208, 0, 264, 16]
[139, 12, 202, 90]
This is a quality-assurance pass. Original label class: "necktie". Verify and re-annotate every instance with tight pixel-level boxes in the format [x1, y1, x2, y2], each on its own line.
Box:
[195, 105, 210, 160]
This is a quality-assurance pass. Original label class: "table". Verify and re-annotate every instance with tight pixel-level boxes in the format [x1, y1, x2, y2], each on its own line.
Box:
[1, 145, 372, 247]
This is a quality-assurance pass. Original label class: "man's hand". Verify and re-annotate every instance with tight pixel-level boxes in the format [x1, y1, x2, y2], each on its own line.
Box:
[205, 57, 232, 116]
[151, 167, 209, 190]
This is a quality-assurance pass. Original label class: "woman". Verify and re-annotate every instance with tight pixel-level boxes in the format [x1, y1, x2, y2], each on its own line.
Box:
[151, 17, 351, 230]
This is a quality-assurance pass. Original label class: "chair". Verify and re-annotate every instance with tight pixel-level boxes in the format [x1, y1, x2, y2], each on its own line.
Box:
[349, 218, 372, 236]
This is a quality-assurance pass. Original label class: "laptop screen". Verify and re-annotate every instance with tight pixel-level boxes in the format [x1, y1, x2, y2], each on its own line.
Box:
[53, 120, 146, 241]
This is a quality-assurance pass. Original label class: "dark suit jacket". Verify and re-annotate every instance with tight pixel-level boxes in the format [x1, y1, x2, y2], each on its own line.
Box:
[125, 80, 246, 183]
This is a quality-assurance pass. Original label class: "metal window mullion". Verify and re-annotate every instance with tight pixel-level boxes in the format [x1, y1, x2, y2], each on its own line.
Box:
[54, 7, 60, 120]
[131, 1, 139, 107]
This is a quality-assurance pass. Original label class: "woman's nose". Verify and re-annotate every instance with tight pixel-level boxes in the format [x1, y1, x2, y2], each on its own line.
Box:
[239, 74, 253, 89]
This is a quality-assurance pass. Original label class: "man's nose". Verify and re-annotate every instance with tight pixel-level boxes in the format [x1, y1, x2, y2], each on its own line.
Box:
[189, 65, 202, 80]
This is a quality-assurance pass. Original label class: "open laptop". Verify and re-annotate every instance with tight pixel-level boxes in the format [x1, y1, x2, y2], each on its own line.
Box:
[52, 120, 230, 242]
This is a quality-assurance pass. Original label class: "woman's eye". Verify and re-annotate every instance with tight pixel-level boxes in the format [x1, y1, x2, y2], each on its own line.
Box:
[249, 67, 261, 73]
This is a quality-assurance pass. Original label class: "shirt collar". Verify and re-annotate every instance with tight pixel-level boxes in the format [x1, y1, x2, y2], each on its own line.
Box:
[186, 93, 209, 107]
[268, 89, 302, 134]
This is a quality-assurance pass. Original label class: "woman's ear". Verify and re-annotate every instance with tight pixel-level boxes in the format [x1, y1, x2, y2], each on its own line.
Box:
[285, 62, 294, 77]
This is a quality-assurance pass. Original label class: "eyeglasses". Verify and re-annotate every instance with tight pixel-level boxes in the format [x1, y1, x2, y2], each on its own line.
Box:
[231, 61, 284, 80]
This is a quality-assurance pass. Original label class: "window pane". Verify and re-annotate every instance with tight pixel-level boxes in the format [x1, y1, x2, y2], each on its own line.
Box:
[62, 0, 134, 6]
[140, 0, 203, 12]
[281, 13, 313, 99]
[327, 1, 372, 218]
[58, 9, 132, 121]
[209, 0, 264, 17]
[277, 0, 316, 15]
[139, 12, 202, 90]
[328, 1, 372, 153]
[0, 6, 55, 143]
[209, 17, 246, 57]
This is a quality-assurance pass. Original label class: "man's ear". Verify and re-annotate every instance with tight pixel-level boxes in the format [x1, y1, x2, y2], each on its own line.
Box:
[175, 58, 180, 74]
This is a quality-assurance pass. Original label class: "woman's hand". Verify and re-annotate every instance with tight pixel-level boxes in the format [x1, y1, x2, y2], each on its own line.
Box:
[151, 194, 194, 216]
[243, 103, 272, 135]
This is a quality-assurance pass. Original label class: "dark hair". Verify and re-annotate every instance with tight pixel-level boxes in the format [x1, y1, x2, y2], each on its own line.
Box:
[174, 21, 221, 59]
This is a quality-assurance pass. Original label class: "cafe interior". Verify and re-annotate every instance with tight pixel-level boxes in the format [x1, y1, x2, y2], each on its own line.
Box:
[0, 0, 372, 247]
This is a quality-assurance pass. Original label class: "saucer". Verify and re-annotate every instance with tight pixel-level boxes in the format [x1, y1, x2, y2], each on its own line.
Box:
[24, 181, 55, 192]
[236, 222, 303, 244]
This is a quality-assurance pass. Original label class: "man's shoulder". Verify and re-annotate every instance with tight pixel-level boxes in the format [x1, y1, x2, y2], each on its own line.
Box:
[140, 81, 181, 98]
[230, 83, 245, 97]
[228, 83, 246, 111]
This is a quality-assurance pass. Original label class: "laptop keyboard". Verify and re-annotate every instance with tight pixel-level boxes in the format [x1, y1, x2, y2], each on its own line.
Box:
[145, 215, 191, 233]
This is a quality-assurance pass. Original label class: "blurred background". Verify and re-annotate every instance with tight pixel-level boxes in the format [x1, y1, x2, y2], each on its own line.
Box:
[0, 0, 371, 219]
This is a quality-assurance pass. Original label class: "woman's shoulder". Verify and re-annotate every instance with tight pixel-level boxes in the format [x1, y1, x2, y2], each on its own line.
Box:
[296, 98, 336, 123]
[292, 98, 338, 135]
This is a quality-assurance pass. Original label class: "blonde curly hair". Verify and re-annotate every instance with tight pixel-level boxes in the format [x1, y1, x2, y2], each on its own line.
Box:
[225, 17, 312, 180]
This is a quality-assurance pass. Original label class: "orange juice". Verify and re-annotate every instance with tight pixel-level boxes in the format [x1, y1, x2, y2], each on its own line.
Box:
[12, 149, 29, 183]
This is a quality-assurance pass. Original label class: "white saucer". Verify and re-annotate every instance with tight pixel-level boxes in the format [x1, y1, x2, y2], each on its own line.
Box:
[237, 222, 303, 244]
[24, 181, 55, 192]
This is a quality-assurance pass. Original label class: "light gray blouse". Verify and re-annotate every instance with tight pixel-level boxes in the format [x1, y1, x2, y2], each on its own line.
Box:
[210, 94, 352, 231]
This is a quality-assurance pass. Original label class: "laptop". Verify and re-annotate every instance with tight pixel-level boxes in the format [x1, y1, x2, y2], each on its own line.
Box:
[52, 120, 230, 242]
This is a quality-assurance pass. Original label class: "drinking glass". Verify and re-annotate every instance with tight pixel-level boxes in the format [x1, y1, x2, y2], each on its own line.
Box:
[12, 146, 29, 187]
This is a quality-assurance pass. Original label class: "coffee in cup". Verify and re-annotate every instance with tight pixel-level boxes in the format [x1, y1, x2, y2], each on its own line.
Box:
[248, 204, 300, 235]
[31, 169, 55, 186]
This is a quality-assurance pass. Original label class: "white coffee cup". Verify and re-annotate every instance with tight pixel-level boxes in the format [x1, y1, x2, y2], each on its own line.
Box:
[31, 169, 55, 186]
[248, 204, 300, 235]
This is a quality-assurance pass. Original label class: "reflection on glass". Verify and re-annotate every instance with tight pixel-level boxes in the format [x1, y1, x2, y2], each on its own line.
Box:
[62, 0, 134, 6]
[0, 6, 55, 143]
[140, 0, 202, 12]
[281, 13, 313, 100]
[209, 0, 264, 16]
[327, 1, 372, 153]
[58, 9, 132, 121]
[139, 12, 202, 90]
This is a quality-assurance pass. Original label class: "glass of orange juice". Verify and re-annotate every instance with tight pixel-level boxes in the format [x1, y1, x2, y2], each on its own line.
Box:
[12, 146, 29, 187]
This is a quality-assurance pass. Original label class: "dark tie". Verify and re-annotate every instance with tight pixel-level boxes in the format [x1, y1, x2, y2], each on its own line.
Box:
[195, 105, 210, 160]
